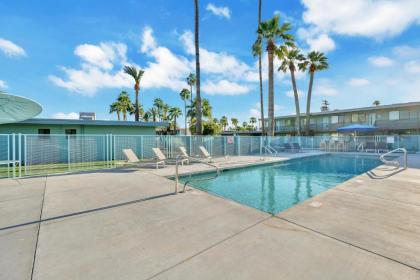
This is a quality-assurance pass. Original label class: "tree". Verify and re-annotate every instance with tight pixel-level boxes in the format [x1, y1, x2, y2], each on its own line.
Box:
[117, 91, 134, 121]
[186, 73, 196, 103]
[123, 65, 144, 121]
[162, 103, 170, 121]
[149, 107, 158, 122]
[256, 0, 265, 135]
[153, 98, 164, 121]
[109, 102, 121, 120]
[373, 100, 380, 106]
[168, 107, 182, 133]
[220, 116, 228, 131]
[194, 0, 202, 135]
[180, 88, 191, 135]
[321, 100, 330, 112]
[249, 117, 257, 129]
[253, 15, 293, 136]
[278, 47, 305, 135]
[143, 111, 151, 122]
[299, 51, 328, 135]
[231, 118, 239, 130]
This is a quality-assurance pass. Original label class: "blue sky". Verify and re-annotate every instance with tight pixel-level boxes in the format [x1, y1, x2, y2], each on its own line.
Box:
[0, 0, 420, 126]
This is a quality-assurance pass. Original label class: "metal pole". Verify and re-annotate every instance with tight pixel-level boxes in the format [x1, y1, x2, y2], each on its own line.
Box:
[140, 135, 144, 160]
[7, 135, 10, 178]
[67, 135, 70, 171]
[112, 134, 115, 168]
[18, 133, 22, 178]
[12, 133, 15, 179]
[24, 135, 27, 176]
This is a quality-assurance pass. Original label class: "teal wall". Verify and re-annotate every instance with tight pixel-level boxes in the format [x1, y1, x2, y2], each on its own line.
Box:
[0, 123, 157, 135]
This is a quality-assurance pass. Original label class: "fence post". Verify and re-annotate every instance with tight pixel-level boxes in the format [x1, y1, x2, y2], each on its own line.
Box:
[7, 134, 10, 178]
[113, 134, 116, 168]
[259, 136, 262, 156]
[12, 133, 15, 179]
[67, 134, 70, 171]
[18, 133, 22, 178]
[237, 136, 241, 156]
[140, 135, 144, 160]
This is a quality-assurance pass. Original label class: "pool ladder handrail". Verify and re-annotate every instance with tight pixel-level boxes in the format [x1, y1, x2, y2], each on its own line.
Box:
[379, 148, 408, 169]
[262, 145, 278, 157]
[175, 154, 221, 194]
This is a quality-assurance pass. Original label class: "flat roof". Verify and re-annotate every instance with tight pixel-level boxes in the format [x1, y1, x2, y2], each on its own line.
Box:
[15, 118, 169, 127]
[275, 101, 420, 119]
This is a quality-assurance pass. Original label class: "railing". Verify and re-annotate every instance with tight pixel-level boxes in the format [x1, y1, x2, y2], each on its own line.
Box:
[174, 155, 221, 194]
[379, 148, 408, 169]
[262, 145, 278, 157]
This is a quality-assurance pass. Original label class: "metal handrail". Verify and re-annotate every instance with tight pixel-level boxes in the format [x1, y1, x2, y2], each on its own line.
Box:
[379, 148, 408, 169]
[262, 145, 278, 157]
[175, 155, 221, 194]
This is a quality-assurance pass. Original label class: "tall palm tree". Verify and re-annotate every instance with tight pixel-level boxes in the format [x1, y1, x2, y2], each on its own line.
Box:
[299, 51, 328, 135]
[180, 88, 191, 135]
[123, 65, 144, 122]
[194, 0, 202, 135]
[149, 107, 159, 122]
[231, 118, 239, 130]
[253, 15, 293, 136]
[220, 116, 228, 131]
[143, 111, 151, 122]
[162, 103, 170, 121]
[256, 0, 265, 135]
[373, 100, 380, 106]
[278, 47, 305, 135]
[186, 73, 196, 103]
[168, 107, 182, 133]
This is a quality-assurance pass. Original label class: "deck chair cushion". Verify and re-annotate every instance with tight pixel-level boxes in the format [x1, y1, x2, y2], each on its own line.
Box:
[199, 146, 211, 158]
[179, 146, 189, 158]
[123, 149, 140, 163]
[152, 148, 167, 160]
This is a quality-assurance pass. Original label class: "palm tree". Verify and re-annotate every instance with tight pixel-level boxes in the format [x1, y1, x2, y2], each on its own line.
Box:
[123, 65, 144, 122]
[253, 15, 294, 136]
[162, 103, 170, 121]
[180, 88, 191, 135]
[256, 0, 265, 135]
[186, 73, 196, 103]
[153, 98, 164, 121]
[299, 51, 328, 135]
[220, 116, 228, 131]
[194, 0, 202, 135]
[373, 100, 380, 106]
[168, 107, 182, 133]
[117, 91, 134, 121]
[143, 111, 151, 122]
[249, 117, 257, 130]
[109, 102, 121, 120]
[278, 47, 305, 135]
[149, 107, 158, 122]
[231, 118, 239, 130]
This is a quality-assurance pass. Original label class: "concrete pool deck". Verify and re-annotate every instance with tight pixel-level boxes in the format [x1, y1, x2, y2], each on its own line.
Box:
[0, 153, 419, 279]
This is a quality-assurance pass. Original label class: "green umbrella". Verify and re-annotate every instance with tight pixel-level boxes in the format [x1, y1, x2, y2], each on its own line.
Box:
[0, 92, 42, 124]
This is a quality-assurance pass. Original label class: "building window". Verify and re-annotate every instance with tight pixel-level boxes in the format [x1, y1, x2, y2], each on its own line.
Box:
[351, 113, 358, 122]
[38, 129, 50, 134]
[65, 129, 77, 135]
[389, 111, 399, 120]
[399, 110, 409, 120]
[331, 116, 338, 124]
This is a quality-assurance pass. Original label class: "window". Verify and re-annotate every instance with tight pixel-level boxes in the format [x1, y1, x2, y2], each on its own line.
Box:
[38, 129, 50, 134]
[358, 114, 366, 122]
[351, 113, 358, 122]
[331, 115, 338, 124]
[65, 129, 77, 135]
[399, 110, 409, 120]
[389, 111, 399, 120]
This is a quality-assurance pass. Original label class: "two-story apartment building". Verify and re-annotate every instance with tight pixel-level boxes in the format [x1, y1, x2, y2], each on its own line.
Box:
[273, 102, 420, 135]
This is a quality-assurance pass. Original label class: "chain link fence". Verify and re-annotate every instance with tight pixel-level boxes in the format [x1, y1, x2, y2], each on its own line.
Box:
[0, 133, 418, 178]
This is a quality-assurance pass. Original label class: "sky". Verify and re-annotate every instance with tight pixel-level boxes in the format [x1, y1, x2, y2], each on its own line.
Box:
[0, 0, 420, 127]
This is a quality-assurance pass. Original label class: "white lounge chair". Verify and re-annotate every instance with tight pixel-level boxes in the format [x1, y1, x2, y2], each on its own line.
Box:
[199, 146, 212, 162]
[123, 149, 141, 164]
[178, 147, 190, 165]
[152, 148, 167, 169]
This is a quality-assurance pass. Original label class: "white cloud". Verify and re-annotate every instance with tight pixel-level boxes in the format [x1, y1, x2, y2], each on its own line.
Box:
[0, 80, 8, 89]
[206, 3, 231, 19]
[140, 26, 157, 53]
[368, 56, 394, 67]
[393, 45, 420, 57]
[52, 112, 79, 119]
[348, 78, 370, 87]
[301, 0, 420, 39]
[249, 102, 285, 118]
[404, 60, 420, 74]
[202, 80, 251, 96]
[0, 38, 26, 57]
[307, 33, 335, 53]
[313, 79, 338, 97]
[74, 42, 127, 70]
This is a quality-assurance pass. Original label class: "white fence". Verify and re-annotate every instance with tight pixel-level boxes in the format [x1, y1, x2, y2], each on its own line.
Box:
[1, 133, 419, 178]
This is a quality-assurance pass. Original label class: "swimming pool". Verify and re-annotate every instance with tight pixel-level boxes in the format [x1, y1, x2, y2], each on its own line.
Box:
[179, 154, 382, 214]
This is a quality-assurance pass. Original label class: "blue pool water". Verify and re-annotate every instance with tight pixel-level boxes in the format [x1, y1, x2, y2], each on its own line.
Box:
[180, 154, 382, 214]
